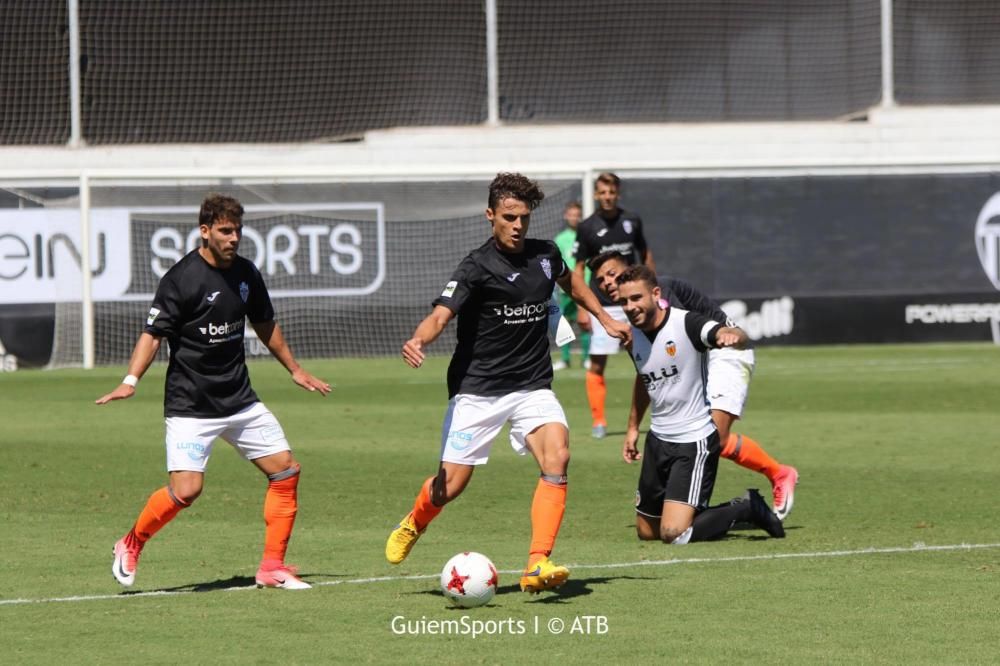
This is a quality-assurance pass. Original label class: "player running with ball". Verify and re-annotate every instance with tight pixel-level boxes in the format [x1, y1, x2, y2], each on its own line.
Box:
[385, 173, 630, 593]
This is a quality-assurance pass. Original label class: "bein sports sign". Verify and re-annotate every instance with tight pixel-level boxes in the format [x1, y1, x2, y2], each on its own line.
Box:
[0, 203, 385, 304]
[0, 208, 131, 304]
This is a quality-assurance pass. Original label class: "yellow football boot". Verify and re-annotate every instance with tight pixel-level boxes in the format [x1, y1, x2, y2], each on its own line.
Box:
[385, 512, 423, 564]
[519, 556, 570, 593]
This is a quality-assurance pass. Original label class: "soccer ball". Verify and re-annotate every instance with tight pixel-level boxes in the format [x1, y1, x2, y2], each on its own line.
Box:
[440, 551, 498, 608]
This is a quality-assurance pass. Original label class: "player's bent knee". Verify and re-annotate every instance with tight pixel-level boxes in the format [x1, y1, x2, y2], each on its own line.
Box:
[168, 471, 204, 504]
[171, 485, 202, 505]
[545, 446, 570, 473]
[660, 525, 693, 544]
[635, 516, 659, 540]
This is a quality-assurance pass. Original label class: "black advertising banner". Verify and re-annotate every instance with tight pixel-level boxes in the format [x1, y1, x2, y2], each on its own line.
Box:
[624, 172, 1000, 345]
[625, 173, 1000, 300]
[716, 293, 1000, 346]
[2, 173, 1000, 368]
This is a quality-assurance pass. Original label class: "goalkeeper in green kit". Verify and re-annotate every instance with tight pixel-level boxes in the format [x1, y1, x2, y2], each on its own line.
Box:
[552, 201, 591, 370]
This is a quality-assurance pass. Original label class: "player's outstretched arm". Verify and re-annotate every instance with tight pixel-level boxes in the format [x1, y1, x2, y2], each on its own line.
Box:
[558, 269, 631, 346]
[712, 326, 748, 350]
[252, 320, 331, 396]
[623, 375, 649, 463]
[95, 332, 161, 405]
[402, 305, 454, 369]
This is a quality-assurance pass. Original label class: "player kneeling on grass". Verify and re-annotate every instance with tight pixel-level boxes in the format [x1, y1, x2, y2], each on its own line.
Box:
[589, 250, 798, 521]
[385, 172, 631, 594]
[96, 194, 331, 590]
[616, 266, 785, 543]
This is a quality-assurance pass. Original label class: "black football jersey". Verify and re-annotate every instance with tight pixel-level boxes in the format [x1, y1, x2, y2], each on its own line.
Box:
[433, 238, 567, 398]
[657, 276, 731, 326]
[574, 208, 648, 306]
[144, 250, 274, 417]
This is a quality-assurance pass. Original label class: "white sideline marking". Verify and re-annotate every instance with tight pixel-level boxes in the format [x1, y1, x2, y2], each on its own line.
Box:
[1, 542, 997, 607]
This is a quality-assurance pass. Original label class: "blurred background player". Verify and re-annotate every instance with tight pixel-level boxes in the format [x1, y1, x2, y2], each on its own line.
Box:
[590, 250, 798, 520]
[616, 265, 785, 543]
[552, 200, 591, 371]
[96, 194, 331, 590]
[385, 173, 630, 593]
[573, 172, 656, 438]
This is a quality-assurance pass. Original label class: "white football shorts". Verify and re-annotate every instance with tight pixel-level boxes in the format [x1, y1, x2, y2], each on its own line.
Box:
[586, 305, 629, 355]
[439, 389, 568, 466]
[706, 347, 756, 417]
[164, 401, 290, 472]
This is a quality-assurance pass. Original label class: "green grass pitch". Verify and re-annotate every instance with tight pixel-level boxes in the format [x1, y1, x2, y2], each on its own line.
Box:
[2, 343, 999, 664]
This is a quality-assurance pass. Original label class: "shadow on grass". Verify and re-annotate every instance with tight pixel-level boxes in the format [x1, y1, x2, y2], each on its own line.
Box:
[128, 572, 351, 595]
[407, 573, 656, 606]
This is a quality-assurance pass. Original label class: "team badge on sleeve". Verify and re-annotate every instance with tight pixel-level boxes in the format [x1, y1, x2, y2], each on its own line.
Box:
[441, 280, 458, 298]
[239, 281, 249, 303]
[540, 258, 552, 280]
[146, 307, 160, 326]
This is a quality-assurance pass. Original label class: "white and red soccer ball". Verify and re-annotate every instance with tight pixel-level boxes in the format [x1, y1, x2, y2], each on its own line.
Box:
[440, 551, 498, 608]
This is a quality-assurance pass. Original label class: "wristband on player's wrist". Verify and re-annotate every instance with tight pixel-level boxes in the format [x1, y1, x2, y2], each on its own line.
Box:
[122, 374, 139, 387]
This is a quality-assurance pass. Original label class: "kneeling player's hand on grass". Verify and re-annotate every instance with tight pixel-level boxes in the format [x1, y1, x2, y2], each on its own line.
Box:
[95, 384, 135, 405]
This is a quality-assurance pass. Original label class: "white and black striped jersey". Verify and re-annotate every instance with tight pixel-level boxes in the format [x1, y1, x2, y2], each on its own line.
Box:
[628, 306, 723, 442]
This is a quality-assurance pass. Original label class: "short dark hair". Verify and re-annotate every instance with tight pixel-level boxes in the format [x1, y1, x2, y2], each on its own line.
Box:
[594, 172, 620, 190]
[199, 193, 244, 228]
[588, 250, 632, 273]
[615, 264, 657, 290]
[564, 200, 582, 212]
[488, 172, 545, 210]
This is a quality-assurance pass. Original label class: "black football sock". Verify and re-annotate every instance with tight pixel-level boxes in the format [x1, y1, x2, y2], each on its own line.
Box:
[690, 501, 748, 542]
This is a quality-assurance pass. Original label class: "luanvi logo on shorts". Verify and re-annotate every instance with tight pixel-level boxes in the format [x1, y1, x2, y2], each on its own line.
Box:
[447, 430, 474, 451]
[975, 192, 1000, 291]
[176, 441, 207, 462]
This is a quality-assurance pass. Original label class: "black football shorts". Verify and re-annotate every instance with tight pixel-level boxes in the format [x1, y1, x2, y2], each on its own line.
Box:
[635, 429, 720, 517]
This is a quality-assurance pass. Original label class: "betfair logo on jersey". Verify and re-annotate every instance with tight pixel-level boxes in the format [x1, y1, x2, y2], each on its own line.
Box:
[198, 319, 245, 343]
[640, 365, 680, 388]
[492, 302, 549, 325]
